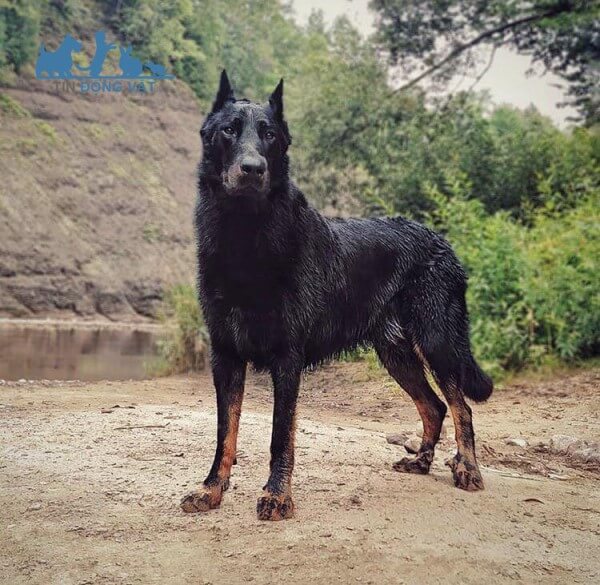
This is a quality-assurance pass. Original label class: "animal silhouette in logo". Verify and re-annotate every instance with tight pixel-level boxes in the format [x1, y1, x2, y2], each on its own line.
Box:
[35, 34, 82, 78]
[145, 62, 169, 78]
[35, 31, 174, 81]
[119, 46, 171, 78]
[75, 31, 116, 77]
[119, 45, 145, 77]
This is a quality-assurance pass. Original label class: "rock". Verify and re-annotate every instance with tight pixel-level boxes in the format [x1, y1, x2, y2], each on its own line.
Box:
[27, 502, 42, 511]
[579, 447, 600, 464]
[386, 433, 409, 445]
[549, 435, 583, 454]
[124, 279, 163, 318]
[547, 435, 600, 464]
[404, 437, 421, 454]
[94, 290, 131, 318]
[505, 438, 528, 448]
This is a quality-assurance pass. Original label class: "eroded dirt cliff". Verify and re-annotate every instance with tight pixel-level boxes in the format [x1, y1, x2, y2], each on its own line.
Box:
[0, 78, 201, 320]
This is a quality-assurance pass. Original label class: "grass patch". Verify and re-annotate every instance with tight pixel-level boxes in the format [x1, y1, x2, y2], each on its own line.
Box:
[88, 123, 106, 140]
[0, 93, 30, 118]
[16, 138, 38, 155]
[142, 223, 163, 243]
[35, 120, 57, 142]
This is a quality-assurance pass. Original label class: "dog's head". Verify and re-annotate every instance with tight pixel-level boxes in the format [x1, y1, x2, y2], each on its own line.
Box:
[200, 70, 291, 198]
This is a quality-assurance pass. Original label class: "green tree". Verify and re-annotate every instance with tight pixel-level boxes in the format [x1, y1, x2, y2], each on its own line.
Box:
[0, 0, 40, 72]
[370, 0, 600, 124]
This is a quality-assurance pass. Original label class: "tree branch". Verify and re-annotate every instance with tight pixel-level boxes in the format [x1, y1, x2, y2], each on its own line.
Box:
[467, 45, 498, 92]
[392, 6, 571, 94]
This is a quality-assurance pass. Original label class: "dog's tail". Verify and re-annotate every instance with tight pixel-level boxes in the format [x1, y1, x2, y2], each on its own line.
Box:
[461, 353, 493, 402]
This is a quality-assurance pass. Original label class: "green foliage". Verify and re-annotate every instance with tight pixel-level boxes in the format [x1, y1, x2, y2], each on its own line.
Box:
[117, 0, 201, 67]
[151, 284, 209, 375]
[286, 15, 391, 213]
[113, 0, 303, 107]
[34, 120, 57, 141]
[426, 173, 599, 378]
[0, 0, 40, 72]
[525, 196, 600, 360]
[0, 91, 30, 116]
[330, 92, 600, 219]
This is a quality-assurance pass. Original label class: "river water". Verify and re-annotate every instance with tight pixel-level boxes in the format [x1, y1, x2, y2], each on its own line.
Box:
[0, 321, 161, 381]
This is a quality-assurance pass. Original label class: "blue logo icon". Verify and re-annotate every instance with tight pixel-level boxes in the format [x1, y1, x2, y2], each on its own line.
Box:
[35, 31, 173, 88]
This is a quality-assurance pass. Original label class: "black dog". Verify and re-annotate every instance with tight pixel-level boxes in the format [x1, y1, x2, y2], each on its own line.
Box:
[181, 71, 493, 521]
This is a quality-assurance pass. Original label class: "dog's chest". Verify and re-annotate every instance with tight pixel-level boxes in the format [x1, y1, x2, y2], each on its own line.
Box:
[198, 211, 300, 361]
[207, 247, 287, 310]
[225, 305, 286, 362]
[201, 217, 292, 309]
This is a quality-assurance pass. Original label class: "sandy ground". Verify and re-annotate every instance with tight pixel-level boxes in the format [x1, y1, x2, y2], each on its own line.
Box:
[1, 364, 599, 585]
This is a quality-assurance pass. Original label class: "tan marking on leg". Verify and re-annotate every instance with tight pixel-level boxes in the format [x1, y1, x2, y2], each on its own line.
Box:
[218, 397, 242, 481]
[448, 401, 476, 460]
[446, 390, 484, 491]
[414, 398, 441, 445]
[181, 394, 244, 514]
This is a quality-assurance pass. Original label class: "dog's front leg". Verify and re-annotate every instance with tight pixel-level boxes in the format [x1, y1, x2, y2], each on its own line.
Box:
[181, 351, 246, 513]
[256, 356, 302, 521]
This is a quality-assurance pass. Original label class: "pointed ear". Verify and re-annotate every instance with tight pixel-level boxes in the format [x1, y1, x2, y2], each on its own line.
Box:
[211, 69, 234, 113]
[269, 78, 284, 121]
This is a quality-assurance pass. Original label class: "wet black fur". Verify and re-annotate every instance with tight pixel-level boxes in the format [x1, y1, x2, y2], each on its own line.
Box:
[194, 71, 493, 509]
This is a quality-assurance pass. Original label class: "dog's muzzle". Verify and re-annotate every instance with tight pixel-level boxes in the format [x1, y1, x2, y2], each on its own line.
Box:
[223, 162, 269, 195]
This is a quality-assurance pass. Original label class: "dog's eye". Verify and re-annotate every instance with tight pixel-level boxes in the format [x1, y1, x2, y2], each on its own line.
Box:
[264, 130, 275, 140]
[222, 126, 235, 136]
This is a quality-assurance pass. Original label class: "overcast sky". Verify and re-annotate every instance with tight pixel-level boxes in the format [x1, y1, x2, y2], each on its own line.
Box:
[291, 0, 577, 126]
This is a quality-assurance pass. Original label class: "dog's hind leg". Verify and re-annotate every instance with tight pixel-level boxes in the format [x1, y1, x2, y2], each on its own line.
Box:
[418, 345, 485, 491]
[181, 351, 246, 513]
[256, 355, 302, 521]
[374, 338, 447, 475]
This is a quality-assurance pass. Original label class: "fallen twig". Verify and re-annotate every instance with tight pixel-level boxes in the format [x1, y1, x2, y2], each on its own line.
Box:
[481, 466, 551, 482]
[114, 423, 170, 431]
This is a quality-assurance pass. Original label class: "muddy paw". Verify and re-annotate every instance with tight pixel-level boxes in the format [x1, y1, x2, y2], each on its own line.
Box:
[256, 493, 295, 521]
[180, 486, 222, 513]
[393, 451, 433, 475]
[446, 455, 484, 491]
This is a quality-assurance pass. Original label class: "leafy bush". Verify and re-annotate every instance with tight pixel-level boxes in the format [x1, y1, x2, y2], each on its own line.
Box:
[426, 173, 599, 378]
[525, 196, 600, 360]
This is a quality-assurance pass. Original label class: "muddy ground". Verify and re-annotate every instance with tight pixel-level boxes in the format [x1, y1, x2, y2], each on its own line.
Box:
[1, 364, 599, 584]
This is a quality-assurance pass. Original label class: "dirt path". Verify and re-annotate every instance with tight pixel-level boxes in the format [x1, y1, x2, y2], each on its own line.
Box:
[1, 365, 599, 584]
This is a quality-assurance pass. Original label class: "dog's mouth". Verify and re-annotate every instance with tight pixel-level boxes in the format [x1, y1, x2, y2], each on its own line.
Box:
[222, 168, 269, 196]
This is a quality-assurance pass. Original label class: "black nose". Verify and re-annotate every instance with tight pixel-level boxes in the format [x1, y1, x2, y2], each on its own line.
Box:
[241, 158, 266, 176]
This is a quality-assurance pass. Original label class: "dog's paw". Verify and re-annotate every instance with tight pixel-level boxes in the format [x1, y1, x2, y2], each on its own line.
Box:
[393, 454, 432, 475]
[446, 455, 484, 491]
[256, 493, 295, 521]
[180, 486, 223, 514]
